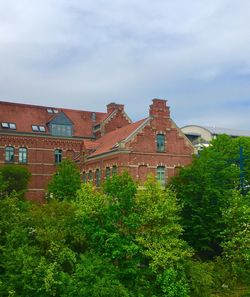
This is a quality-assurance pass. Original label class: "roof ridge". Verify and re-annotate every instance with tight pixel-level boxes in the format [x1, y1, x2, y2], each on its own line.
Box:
[0, 100, 106, 115]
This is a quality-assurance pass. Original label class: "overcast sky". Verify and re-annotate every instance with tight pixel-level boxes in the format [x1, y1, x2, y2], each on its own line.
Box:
[1, 0, 250, 129]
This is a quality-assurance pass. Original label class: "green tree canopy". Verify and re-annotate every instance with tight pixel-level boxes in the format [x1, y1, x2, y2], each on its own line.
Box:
[171, 135, 250, 259]
[0, 165, 31, 198]
[47, 159, 81, 201]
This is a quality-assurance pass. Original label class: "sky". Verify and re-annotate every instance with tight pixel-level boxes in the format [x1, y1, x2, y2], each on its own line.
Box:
[1, 0, 250, 129]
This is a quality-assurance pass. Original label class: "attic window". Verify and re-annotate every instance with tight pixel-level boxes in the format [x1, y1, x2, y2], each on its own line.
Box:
[92, 112, 96, 121]
[39, 126, 46, 132]
[1, 122, 9, 128]
[9, 123, 16, 129]
[32, 125, 46, 132]
[1, 122, 16, 129]
[47, 108, 59, 114]
[32, 125, 39, 131]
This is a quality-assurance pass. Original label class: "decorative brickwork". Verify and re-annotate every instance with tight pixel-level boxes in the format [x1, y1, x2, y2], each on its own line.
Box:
[0, 99, 194, 201]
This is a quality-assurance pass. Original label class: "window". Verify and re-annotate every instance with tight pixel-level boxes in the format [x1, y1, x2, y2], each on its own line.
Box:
[112, 165, 117, 175]
[5, 146, 14, 162]
[96, 169, 101, 187]
[9, 123, 16, 129]
[47, 108, 58, 114]
[19, 147, 27, 163]
[105, 167, 110, 179]
[51, 124, 72, 137]
[54, 149, 62, 164]
[39, 126, 46, 132]
[156, 134, 165, 152]
[92, 112, 96, 121]
[82, 172, 86, 183]
[32, 125, 39, 131]
[88, 171, 93, 182]
[1, 122, 8, 128]
[156, 166, 166, 186]
[32, 125, 46, 132]
[1, 122, 16, 129]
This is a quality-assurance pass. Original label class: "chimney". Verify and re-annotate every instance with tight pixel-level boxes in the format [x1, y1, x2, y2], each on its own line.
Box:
[107, 102, 124, 114]
[149, 98, 170, 117]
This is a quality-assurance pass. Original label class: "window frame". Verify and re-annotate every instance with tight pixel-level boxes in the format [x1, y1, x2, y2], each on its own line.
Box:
[82, 172, 86, 183]
[54, 149, 62, 164]
[105, 167, 111, 179]
[156, 133, 165, 152]
[18, 147, 28, 164]
[5, 146, 15, 163]
[51, 124, 72, 137]
[156, 166, 166, 186]
[88, 170, 93, 182]
[95, 169, 101, 187]
[112, 165, 117, 175]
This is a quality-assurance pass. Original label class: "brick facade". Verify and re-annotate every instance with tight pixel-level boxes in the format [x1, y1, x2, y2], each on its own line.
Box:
[0, 99, 194, 201]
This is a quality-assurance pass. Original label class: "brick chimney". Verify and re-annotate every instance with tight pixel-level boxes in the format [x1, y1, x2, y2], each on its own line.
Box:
[107, 102, 124, 114]
[149, 98, 170, 117]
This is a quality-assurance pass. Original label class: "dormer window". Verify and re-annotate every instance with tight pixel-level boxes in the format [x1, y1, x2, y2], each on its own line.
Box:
[48, 111, 73, 137]
[53, 109, 58, 114]
[51, 124, 72, 136]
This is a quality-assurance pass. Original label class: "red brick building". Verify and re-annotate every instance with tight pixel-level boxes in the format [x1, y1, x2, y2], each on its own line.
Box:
[0, 99, 194, 201]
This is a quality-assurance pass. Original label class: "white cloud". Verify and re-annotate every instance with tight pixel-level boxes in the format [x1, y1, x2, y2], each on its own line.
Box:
[0, 0, 250, 129]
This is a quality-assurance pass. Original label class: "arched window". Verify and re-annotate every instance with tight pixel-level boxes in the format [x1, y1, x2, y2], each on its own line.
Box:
[112, 165, 117, 175]
[156, 166, 166, 186]
[5, 146, 14, 163]
[105, 167, 110, 179]
[19, 147, 27, 163]
[88, 170, 93, 182]
[82, 172, 86, 183]
[96, 169, 101, 187]
[54, 149, 62, 164]
[156, 134, 165, 152]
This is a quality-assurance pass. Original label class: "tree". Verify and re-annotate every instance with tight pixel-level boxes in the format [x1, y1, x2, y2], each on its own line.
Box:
[76, 174, 142, 293]
[0, 172, 8, 199]
[0, 165, 31, 198]
[135, 176, 192, 297]
[47, 159, 81, 201]
[171, 135, 244, 259]
[220, 190, 250, 284]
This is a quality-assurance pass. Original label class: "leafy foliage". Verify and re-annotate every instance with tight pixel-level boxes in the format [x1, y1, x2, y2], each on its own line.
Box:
[171, 135, 250, 259]
[221, 190, 250, 283]
[0, 167, 249, 296]
[47, 159, 81, 201]
[0, 165, 31, 198]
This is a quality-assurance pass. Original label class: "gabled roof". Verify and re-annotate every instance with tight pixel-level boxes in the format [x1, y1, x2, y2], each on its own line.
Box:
[0, 101, 107, 138]
[88, 118, 149, 157]
[48, 111, 73, 125]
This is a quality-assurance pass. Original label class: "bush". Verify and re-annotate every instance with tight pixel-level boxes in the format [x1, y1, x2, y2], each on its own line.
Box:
[0, 165, 31, 198]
